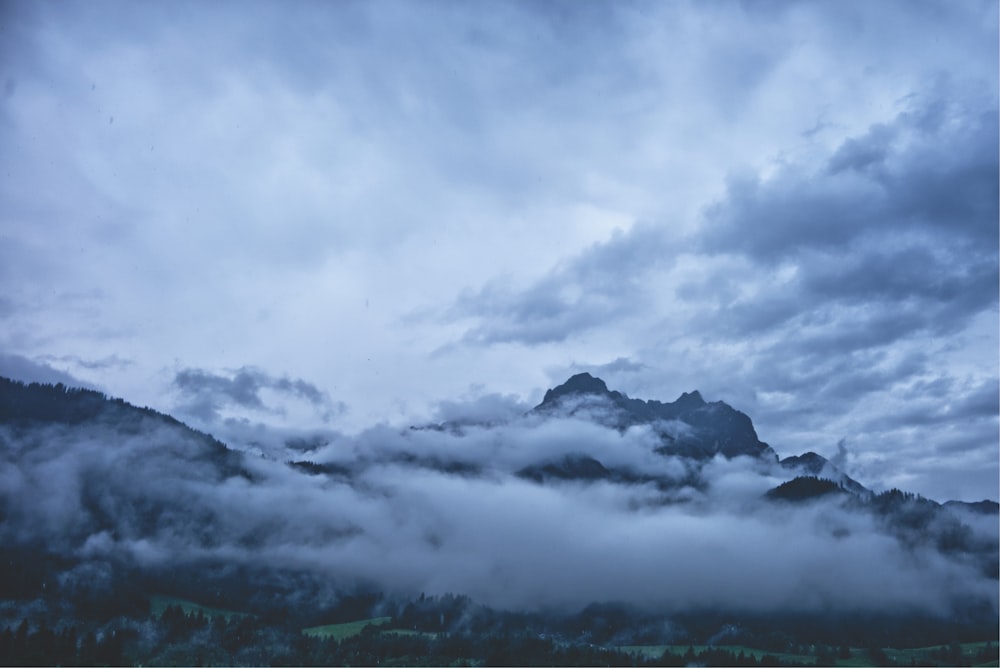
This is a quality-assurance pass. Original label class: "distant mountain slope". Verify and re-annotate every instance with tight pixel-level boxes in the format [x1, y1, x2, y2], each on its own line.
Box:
[0, 376, 245, 478]
[0, 376, 254, 561]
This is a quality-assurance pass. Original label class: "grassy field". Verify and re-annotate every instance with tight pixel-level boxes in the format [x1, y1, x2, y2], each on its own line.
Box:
[149, 594, 251, 621]
[620, 640, 998, 667]
[301, 616, 392, 639]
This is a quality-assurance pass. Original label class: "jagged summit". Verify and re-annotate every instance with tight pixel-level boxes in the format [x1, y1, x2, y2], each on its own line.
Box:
[674, 390, 705, 410]
[540, 372, 617, 404]
[537, 374, 706, 412]
[536, 374, 775, 461]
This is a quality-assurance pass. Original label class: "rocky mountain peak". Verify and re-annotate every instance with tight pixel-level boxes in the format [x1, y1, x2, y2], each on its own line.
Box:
[535, 374, 774, 461]
[540, 372, 614, 404]
[674, 390, 705, 409]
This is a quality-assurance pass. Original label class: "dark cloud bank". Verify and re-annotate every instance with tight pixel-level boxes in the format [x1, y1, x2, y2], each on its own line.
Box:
[0, 375, 995, 628]
[445, 83, 997, 350]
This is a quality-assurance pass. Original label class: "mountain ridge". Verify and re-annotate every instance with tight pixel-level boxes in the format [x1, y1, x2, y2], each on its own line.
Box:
[535, 372, 775, 462]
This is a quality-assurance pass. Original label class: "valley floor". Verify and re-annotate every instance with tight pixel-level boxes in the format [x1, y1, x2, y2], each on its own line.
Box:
[1, 594, 997, 667]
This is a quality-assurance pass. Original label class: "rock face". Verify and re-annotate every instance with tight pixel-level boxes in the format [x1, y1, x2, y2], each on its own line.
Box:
[535, 373, 776, 461]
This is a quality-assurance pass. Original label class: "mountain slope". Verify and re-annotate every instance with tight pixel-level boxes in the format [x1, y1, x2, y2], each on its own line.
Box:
[0, 376, 245, 478]
[0, 377, 252, 557]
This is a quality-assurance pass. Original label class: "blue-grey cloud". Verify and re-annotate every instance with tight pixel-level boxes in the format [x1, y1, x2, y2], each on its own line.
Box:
[701, 83, 998, 260]
[0, 352, 94, 388]
[444, 223, 674, 345]
[443, 84, 998, 365]
[38, 353, 133, 371]
[173, 366, 344, 423]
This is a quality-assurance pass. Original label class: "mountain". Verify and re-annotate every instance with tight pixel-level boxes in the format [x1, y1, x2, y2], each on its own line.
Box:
[534, 372, 776, 461]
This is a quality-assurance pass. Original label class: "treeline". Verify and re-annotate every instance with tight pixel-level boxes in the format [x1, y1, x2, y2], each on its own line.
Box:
[0, 375, 221, 447]
[0, 377, 128, 425]
[0, 375, 247, 478]
[4, 602, 998, 667]
[0, 619, 131, 667]
[765, 476, 847, 501]
[0, 607, 801, 667]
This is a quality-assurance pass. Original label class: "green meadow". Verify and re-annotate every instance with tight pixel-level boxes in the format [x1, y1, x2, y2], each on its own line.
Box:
[302, 616, 392, 639]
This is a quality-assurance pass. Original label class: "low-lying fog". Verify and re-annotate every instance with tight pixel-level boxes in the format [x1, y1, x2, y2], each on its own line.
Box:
[0, 394, 996, 616]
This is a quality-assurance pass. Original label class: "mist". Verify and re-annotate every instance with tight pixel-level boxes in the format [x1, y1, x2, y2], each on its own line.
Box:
[1, 392, 995, 618]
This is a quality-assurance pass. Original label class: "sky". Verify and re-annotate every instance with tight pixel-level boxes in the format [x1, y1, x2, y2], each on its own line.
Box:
[0, 0, 997, 502]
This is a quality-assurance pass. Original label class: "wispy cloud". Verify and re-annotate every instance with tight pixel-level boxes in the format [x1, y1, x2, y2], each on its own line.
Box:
[173, 366, 345, 424]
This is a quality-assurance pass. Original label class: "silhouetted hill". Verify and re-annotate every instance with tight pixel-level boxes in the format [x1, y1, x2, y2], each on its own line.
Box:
[765, 476, 848, 502]
[0, 376, 245, 478]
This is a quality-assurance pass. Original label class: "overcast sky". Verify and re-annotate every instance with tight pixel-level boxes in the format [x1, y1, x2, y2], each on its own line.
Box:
[1, 0, 997, 502]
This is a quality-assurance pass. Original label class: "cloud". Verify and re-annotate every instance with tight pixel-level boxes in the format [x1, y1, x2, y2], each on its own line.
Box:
[0, 352, 94, 388]
[430, 391, 531, 426]
[0, 402, 995, 618]
[172, 366, 345, 424]
[38, 353, 133, 371]
[441, 82, 997, 352]
[442, 223, 676, 346]
[701, 82, 998, 261]
[556, 357, 649, 390]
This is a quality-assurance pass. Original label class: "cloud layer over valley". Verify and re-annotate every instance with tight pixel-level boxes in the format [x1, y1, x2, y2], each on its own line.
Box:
[1, 379, 995, 619]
